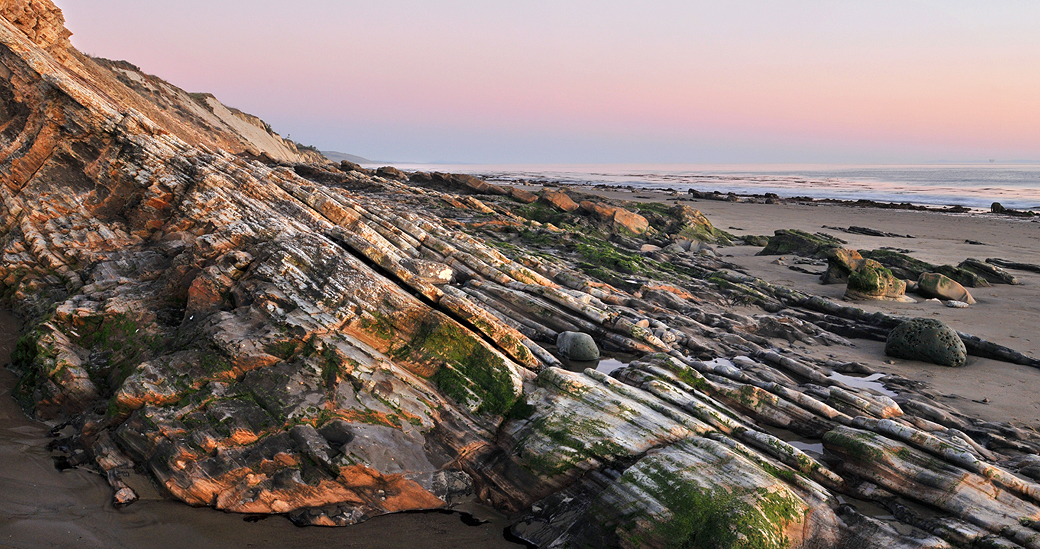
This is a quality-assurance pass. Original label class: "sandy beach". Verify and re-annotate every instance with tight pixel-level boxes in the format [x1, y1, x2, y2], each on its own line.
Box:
[586, 187, 1040, 428]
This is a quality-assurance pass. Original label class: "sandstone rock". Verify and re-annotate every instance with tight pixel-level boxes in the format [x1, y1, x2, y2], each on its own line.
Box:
[668, 205, 729, 244]
[821, 248, 865, 284]
[506, 186, 538, 204]
[375, 166, 407, 180]
[758, 229, 844, 258]
[743, 234, 771, 247]
[6, 4, 1040, 547]
[885, 318, 967, 367]
[432, 172, 507, 195]
[610, 207, 649, 235]
[861, 250, 989, 288]
[844, 260, 914, 302]
[556, 331, 600, 361]
[959, 258, 1020, 285]
[917, 272, 976, 304]
[540, 190, 580, 212]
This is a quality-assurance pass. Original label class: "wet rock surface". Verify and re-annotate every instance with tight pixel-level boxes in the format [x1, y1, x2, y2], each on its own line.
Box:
[3, 4, 1040, 549]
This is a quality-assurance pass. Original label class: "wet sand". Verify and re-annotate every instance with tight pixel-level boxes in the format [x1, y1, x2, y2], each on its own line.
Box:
[0, 311, 525, 549]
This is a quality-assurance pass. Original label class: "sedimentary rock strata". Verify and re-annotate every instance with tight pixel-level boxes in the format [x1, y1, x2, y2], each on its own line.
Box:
[4, 3, 1040, 548]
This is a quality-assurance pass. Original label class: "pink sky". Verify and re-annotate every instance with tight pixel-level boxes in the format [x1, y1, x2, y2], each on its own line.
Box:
[57, 1, 1040, 163]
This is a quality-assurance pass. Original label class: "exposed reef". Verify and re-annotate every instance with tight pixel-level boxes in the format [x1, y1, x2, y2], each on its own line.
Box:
[4, 3, 1040, 548]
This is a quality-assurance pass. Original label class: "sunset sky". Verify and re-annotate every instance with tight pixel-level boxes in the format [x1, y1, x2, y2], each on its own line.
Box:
[58, 1, 1040, 164]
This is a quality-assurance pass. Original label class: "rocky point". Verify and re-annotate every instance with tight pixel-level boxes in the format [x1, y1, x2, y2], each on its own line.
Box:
[3, 3, 1040, 548]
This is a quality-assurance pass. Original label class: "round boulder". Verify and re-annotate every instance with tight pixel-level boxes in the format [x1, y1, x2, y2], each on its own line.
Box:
[556, 331, 600, 361]
[885, 318, 966, 367]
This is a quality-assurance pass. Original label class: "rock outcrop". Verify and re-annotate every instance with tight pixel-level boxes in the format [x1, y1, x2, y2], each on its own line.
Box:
[4, 3, 1040, 549]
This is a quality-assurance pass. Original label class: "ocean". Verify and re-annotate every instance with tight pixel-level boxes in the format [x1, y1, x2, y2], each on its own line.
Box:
[367, 163, 1040, 211]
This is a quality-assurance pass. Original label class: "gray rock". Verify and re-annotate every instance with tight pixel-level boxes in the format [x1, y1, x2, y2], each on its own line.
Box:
[556, 331, 600, 361]
[885, 318, 967, 367]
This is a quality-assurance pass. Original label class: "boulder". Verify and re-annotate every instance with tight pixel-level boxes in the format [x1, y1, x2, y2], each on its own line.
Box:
[821, 248, 866, 284]
[577, 201, 649, 235]
[556, 331, 600, 361]
[844, 260, 914, 302]
[758, 229, 845, 258]
[916, 273, 976, 304]
[611, 208, 649, 235]
[540, 190, 580, 212]
[506, 186, 538, 204]
[885, 318, 967, 367]
[375, 166, 407, 180]
[668, 205, 729, 244]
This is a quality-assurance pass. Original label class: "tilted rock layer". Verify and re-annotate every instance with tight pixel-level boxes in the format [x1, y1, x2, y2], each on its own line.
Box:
[4, 3, 1040, 548]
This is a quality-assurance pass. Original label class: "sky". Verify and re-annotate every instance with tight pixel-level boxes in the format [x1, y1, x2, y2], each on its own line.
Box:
[57, 1, 1040, 164]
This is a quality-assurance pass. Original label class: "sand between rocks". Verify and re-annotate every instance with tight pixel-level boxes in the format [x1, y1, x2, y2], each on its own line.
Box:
[585, 187, 1040, 428]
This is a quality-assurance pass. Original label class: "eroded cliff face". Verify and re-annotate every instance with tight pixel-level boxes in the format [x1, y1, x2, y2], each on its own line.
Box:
[5, 3, 1040, 548]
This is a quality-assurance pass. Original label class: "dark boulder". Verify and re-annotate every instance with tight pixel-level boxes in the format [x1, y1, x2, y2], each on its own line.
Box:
[885, 318, 967, 367]
[757, 229, 845, 258]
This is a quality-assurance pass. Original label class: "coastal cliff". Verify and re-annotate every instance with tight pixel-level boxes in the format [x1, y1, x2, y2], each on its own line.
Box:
[4, 2, 1040, 548]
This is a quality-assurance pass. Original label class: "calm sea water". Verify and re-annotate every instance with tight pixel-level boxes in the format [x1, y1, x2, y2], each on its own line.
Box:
[371, 163, 1040, 211]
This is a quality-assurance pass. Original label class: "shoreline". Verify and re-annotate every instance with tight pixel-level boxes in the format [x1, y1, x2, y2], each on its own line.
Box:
[497, 179, 1040, 217]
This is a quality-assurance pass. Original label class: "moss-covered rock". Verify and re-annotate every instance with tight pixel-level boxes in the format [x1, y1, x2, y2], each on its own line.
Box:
[668, 205, 732, 244]
[758, 229, 844, 258]
[844, 260, 913, 302]
[885, 317, 967, 367]
[821, 248, 866, 285]
[860, 250, 989, 288]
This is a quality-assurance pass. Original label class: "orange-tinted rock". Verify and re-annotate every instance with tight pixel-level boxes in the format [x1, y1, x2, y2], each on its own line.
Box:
[540, 189, 579, 212]
[506, 186, 538, 204]
[611, 207, 649, 235]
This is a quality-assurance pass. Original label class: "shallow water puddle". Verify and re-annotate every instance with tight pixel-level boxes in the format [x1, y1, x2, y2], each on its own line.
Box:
[595, 358, 628, 375]
[787, 440, 825, 455]
[559, 355, 632, 375]
[828, 371, 897, 398]
[704, 357, 735, 369]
